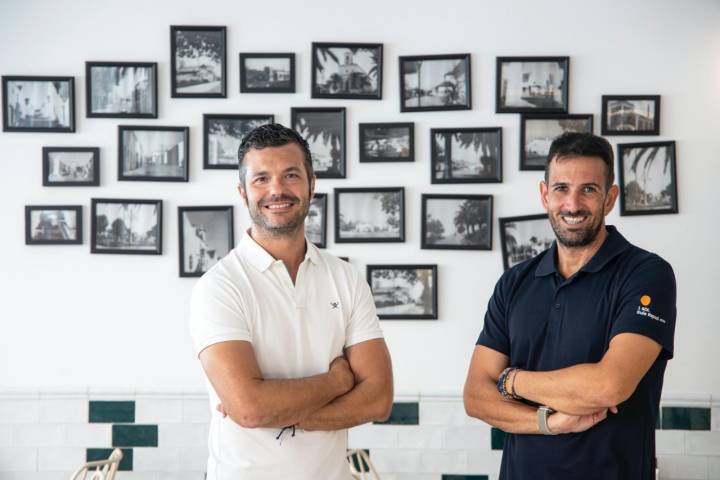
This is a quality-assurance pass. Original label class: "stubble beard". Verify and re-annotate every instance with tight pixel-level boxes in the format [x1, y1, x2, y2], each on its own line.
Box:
[549, 210, 604, 248]
[248, 193, 310, 238]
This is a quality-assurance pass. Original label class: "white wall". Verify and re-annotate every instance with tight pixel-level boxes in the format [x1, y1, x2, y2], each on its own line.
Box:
[1, 0, 718, 397]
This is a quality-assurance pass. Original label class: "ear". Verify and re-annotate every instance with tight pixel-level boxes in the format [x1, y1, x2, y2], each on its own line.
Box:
[604, 184, 619, 215]
[540, 180, 550, 212]
[309, 175, 316, 198]
[237, 183, 249, 208]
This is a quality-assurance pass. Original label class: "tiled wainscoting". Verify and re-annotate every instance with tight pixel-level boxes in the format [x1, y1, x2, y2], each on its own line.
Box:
[0, 389, 718, 479]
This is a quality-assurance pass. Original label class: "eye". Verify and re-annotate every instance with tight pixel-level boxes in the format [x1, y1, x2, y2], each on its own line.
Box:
[253, 176, 267, 184]
[583, 186, 598, 194]
[554, 185, 568, 192]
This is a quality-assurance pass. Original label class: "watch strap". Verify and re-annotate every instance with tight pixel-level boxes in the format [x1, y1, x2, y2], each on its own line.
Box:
[537, 406, 556, 435]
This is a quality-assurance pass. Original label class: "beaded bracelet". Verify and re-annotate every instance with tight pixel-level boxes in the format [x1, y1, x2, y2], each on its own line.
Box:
[497, 367, 523, 400]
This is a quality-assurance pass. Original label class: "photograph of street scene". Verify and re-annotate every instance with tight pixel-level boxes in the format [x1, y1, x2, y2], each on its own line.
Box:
[402, 57, 468, 110]
[173, 28, 224, 95]
[337, 190, 402, 241]
[423, 196, 491, 249]
[93, 202, 159, 252]
[121, 128, 187, 180]
[499, 60, 566, 110]
[29, 209, 79, 242]
[432, 129, 501, 182]
[88, 64, 155, 116]
[4, 79, 72, 130]
[369, 266, 436, 319]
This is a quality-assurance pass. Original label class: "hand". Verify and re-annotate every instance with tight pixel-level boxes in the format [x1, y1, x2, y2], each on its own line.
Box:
[547, 408, 614, 434]
[329, 356, 354, 395]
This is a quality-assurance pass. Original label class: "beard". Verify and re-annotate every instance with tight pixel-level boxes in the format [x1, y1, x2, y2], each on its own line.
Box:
[548, 209, 604, 248]
[248, 193, 310, 237]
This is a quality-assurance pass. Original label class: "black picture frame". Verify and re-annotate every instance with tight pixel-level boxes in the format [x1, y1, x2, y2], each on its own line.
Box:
[617, 141, 678, 216]
[496, 56, 569, 114]
[601, 95, 661, 136]
[399, 53, 471, 112]
[305, 193, 328, 248]
[25, 205, 82, 245]
[430, 127, 503, 184]
[239, 53, 295, 93]
[170, 25, 227, 98]
[91, 198, 162, 255]
[85, 62, 158, 118]
[311, 42, 383, 100]
[334, 187, 405, 243]
[291, 107, 346, 178]
[421, 194, 493, 250]
[367, 264, 438, 320]
[203, 114, 274, 169]
[358, 122, 414, 163]
[42, 147, 100, 186]
[498, 214, 554, 271]
[519, 114, 593, 171]
[2, 76, 75, 132]
[178, 206, 234, 277]
[118, 125, 189, 182]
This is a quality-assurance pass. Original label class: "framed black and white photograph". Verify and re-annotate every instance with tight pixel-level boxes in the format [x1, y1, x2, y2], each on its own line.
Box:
[2, 76, 74, 132]
[91, 198, 162, 255]
[86, 62, 157, 118]
[291, 107, 346, 178]
[367, 265, 438, 320]
[520, 114, 593, 170]
[421, 194, 493, 250]
[334, 187, 404, 243]
[601, 95, 660, 136]
[359, 122, 414, 163]
[203, 114, 274, 169]
[311, 43, 382, 100]
[399, 54, 471, 112]
[171, 25, 226, 98]
[118, 126, 189, 181]
[178, 206, 234, 277]
[305, 193, 327, 248]
[431, 128, 502, 184]
[499, 214, 554, 271]
[42, 147, 100, 186]
[618, 141, 678, 216]
[239, 53, 295, 93]
[496, 57, 569, 113]
[25, 205, 82, 245]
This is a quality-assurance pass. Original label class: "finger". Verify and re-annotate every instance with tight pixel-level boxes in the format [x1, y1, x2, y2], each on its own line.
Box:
[610, 406, 618, 414]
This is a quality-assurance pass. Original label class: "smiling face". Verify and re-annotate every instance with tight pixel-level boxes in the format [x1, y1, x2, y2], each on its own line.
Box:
[541, 155, 618, 248]
[238, 143, 315, 238]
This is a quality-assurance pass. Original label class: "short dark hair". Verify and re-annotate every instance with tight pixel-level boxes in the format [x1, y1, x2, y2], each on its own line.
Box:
[237, 123, 314, 186]
[545, 132, 614, 190]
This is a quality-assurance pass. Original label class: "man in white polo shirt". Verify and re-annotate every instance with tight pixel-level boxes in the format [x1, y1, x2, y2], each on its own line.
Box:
[189, 123, 393, 479]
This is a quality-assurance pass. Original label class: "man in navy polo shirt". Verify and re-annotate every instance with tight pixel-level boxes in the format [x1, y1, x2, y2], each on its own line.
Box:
[464, 132, 676, 479]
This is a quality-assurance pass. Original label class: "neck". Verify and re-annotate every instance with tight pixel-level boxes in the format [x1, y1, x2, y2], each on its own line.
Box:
[249, 226, 306, 281]
[556, 226, 608, 279]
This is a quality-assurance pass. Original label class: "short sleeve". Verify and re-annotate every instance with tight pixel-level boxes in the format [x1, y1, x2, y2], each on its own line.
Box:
[610, 257, 676, 360]
[476, 275, 511, 356]
[189, 273, 252, 357]
[345, 269, 384, 347]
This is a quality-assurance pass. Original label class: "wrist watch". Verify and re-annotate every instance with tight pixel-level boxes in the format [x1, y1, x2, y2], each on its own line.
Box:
[537, 405, 556, 435]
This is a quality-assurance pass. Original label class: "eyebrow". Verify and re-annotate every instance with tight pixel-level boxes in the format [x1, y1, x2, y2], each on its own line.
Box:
[250, 166, 303, 178]
[551, 181, 602, 189]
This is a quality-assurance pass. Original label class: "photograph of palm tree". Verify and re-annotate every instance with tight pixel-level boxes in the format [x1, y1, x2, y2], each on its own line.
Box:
[171, 26, 226, 98]
[203, 114, 274, 169]
[618, 141, 678, 216]
[91, 199, 162, 254]
[400, 54, 470, 112]
[421, 194, 492, 250]
[431, 128, 502, 184]
[496, 57, 569, 113]
[312, 43, 382, 99]
[334, 187, 404, 243]
[292, 107, 346, 178]
[305, 193, 327, 248]
[499, 214, 554, 271]
[367, 265, 437, 320]
[520, 114, 593, 170]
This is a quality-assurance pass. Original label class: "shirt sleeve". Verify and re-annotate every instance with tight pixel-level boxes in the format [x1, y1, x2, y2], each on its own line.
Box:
[476, 274, 511, 356]
[610, 257, 676, 360]
[345, 268, 384, 347]
[189, 272, 252, 357]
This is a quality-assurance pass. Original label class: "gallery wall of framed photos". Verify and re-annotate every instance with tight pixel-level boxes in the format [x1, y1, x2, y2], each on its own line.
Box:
[0, 0, 716, 399]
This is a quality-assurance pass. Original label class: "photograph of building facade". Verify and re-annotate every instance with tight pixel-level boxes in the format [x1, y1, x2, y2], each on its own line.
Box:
[4, 80, 71, 128]
[500, 61, 565, 109]
[403, 58, 468, 108]
[314, 46, 379, 96]
[89, 65, 155, 115]
[173, 29, 224, 94]
[607, 99, 655, 132]
[244, 58, 291, 89]
[181, 210, 231, 274]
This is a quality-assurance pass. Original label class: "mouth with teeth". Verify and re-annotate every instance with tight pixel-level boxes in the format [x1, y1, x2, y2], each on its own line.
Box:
[561, 214, 589, 225]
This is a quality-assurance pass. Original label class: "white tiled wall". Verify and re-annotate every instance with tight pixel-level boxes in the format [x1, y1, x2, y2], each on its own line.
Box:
[0, 390, 718, 479]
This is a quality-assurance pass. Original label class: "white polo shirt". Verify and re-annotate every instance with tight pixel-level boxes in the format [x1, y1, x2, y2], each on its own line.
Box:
[189, 232, 384, 480]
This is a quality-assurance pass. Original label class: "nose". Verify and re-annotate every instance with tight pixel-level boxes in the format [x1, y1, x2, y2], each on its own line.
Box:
[563, 189, 584, 213]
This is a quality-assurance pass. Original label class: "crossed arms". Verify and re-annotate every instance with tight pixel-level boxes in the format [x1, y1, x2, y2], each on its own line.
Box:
[463, 332, 662, 434]
[199, 338, 393, 430]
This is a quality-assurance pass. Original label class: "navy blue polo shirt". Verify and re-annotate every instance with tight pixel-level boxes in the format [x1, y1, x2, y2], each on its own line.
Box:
[477, 226, 676, 480]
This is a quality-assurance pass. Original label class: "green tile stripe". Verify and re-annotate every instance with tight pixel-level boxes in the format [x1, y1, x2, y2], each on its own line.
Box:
[112, 424, 158, 447]
[661, 407, 711, 430]
[491, 427, 506, 450]
[373, 402, 419, 425]
[348, 449, 370, 472]
[442, 476, 489, 480]
[86, 448, 133, 471]
[89, 401, 135, 423]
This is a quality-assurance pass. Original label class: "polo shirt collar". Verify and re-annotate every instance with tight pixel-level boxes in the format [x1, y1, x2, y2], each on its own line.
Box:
[240, 231, 319, 272]
[534, 225, 629, 277]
